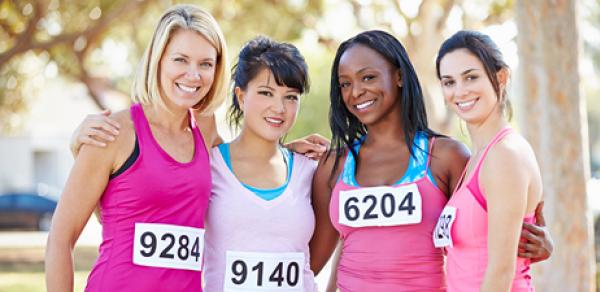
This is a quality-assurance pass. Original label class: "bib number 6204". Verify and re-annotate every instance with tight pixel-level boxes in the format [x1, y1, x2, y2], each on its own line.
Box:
[339, 184, 422, 227]
[133, 223, 204, 271]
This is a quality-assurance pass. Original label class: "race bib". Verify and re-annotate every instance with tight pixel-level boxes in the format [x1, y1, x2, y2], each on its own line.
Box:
[433, 206, 457, 248]
[338, 184, 422, 228]
[133, 223, 204, 271]
[224, 251, 304, 291]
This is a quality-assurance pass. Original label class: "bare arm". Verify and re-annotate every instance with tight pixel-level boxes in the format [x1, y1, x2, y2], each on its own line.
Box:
[480, 146, 530, 292]
[309, 153, 341, 275]
[195, 111, 222, 148]
[46, 142, 119, 291]
[325, 240, 343, 292]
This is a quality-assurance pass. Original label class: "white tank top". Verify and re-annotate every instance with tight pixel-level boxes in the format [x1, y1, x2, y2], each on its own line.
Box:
[203, 146, 318, 292]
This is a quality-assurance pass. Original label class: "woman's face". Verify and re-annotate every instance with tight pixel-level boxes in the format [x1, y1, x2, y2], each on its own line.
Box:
[438, 48, 502, 125]
[159, 29, 217, 110]
[236, 68, 301, 142]
[337, 44, 402, 126]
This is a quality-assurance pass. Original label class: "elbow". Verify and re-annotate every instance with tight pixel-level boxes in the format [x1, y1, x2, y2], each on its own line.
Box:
[484, 262, 516, 289]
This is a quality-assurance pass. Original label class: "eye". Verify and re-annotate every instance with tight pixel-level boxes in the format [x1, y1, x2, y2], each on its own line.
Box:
[200, 62, 214, 68]
[339, 81, 350, 88]
[258, 90, 273, 97]
[466, 75, 478, 81]
[362, 75, 375, 82]
[174, 57, 187, 63]
[285, 94, 299, 101]
[442, 80, 455, 87]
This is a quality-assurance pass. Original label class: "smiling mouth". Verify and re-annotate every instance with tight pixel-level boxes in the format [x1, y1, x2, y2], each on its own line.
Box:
[456, 98, 479, 110]
[265, 117, 284, 126]
[354, 99, 375, 111]
[176, 83, 200, 93]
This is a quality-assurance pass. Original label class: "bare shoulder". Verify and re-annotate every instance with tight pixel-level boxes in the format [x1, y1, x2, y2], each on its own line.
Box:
[314, 149, 347, 190]
[193, 110, 220, 148]
[430, 136, 470, 168]
[87, 109, 136, 171]
[485, 133, 538, 175]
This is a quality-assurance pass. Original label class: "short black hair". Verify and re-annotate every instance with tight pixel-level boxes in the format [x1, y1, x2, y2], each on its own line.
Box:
[228, 36, 309, 129]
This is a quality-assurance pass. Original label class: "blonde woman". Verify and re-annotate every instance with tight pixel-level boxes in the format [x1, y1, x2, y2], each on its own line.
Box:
[45, 5, 228, 292]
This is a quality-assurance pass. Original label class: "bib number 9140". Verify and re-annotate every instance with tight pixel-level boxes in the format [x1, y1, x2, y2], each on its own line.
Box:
[339, 184, 422, 227]
[133, 223, 204, 271]
[224, 251, 304, 291]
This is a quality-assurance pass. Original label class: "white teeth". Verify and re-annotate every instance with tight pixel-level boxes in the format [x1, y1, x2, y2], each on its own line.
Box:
[356, 100, 375, 110]
[265, 117, 283, 124]
[457, 99, 476, 108]
[177, 83, 199, 93]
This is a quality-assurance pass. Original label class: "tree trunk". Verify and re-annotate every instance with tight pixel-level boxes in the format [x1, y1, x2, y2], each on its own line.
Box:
[516, 0, 596, 291]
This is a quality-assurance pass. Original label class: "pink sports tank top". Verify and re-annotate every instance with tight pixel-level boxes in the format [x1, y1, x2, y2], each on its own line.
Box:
[330, 133, 447, 291]
[85, 104, 211, 292]
[442, 127, 535, 292]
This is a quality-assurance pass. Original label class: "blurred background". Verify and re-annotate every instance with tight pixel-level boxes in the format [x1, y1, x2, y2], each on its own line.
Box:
[0, 0, 598, 291]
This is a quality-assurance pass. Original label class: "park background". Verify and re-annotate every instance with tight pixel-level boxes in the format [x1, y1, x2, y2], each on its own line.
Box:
[0, 0, 599, 291]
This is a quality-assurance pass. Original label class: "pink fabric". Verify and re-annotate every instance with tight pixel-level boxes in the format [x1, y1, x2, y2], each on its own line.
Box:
[203, 148, 318, 292]
[329, 138, 448, 292]
[445, 127, 535, 292]
[85, 104, 211, 292]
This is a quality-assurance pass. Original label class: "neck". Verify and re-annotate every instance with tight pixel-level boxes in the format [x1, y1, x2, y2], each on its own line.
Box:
[363, 106, 407, 147]
[144, 102, 190, 131]
[466, 111, 509, 152]
[231, 128, 281, 160]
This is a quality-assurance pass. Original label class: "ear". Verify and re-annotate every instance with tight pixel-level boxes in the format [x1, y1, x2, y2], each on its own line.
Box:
[396, 69, 403, 88]
[496, 67, 510, 91]
[234, 86, 245, 109]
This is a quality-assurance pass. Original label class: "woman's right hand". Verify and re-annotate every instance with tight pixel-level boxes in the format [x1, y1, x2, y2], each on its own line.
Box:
[70, 110, 121, 156]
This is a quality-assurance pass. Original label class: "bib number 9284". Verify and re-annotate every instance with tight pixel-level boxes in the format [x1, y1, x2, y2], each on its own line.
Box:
[224, 251, 304, 291]
[339, 184, 422, 227]
[133, 223, 204, 271]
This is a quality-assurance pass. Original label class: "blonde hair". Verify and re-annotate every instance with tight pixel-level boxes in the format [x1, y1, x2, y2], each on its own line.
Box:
[132, 4, 228, 114]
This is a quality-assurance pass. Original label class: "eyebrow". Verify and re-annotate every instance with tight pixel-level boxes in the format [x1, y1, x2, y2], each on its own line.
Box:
[170, 53, 215, 61]
[258, 85, 275, 90]
[441, 68, 479, 79]
[339, 66, 376, 78]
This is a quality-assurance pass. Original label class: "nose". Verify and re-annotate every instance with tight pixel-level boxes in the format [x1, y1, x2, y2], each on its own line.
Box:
[271, 96, 286, 114]
[186, 66, 202, 81]
[351, 83, 365, 99]
[454, 81, 469, 99]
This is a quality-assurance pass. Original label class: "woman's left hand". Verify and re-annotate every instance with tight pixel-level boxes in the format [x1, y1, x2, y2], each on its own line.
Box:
[518, 201, 554, 263]
[285, 134, 330, 160]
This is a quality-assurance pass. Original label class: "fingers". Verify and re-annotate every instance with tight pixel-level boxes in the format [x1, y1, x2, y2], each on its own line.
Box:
[522, 222, 546, 237]
[534, 201, 546, 226]
[305, 133, 331, 148]
[78, 134, 107, 148]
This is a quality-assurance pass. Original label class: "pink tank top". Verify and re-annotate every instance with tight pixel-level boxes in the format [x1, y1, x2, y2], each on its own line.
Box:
[85, 104, 211, 292]
[204, 148, 317, 292]
[330, 134, 447, 291]
[443, 127, 535, 292]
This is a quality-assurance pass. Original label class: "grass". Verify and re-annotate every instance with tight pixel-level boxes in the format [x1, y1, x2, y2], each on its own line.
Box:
[0, 246, 97, 292]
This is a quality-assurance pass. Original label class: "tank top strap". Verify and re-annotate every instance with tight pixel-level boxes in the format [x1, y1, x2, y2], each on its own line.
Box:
[425, 135, 436, 172]
[129, 103, 152, 148]
[188, 109, 207, 159]
[471, 127, 513, 175]
[467, 127, 513, 211]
